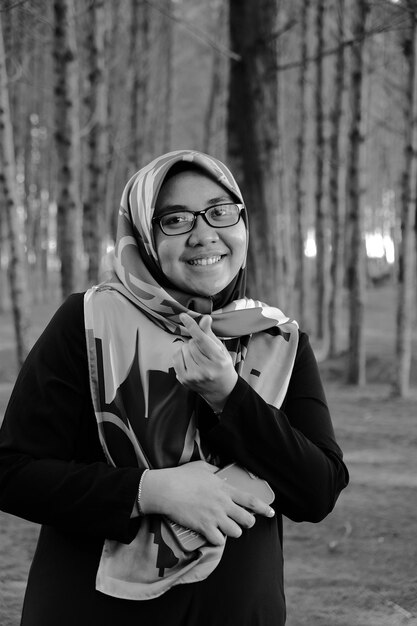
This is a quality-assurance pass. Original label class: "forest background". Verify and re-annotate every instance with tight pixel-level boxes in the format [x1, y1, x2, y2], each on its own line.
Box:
[0, 0, 417, 624]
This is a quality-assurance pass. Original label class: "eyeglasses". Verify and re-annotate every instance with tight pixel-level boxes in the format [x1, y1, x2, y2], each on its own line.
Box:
[152, 203, 245, 236]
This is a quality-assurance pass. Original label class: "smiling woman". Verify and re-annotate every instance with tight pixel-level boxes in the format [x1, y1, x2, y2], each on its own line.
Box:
[153, 167, 247, 297]
[0, 150, 348, 626]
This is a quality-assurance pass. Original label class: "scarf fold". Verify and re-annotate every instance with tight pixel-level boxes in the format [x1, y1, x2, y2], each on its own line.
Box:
[84, 150, 299, 600]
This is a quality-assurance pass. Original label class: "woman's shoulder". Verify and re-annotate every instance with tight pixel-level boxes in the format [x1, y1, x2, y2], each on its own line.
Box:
[29, 292, 87, 361]
[41, 292, 85, 338]
[55, 291, 85, 319]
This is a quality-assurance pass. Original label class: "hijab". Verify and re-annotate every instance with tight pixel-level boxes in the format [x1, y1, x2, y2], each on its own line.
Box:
[84, 150, 299, 600]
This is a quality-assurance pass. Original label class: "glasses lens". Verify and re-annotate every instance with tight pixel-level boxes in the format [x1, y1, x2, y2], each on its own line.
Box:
[160, 211, 195, 234]
[206, 204, 240, 227]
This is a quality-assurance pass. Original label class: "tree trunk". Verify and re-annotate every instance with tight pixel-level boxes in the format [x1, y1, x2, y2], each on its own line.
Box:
[328, 0, 346, 357]
[294, 0, 310, 327]
[345, 0, 368, 385]
[0, 178, 10, 313]
[53, 0, 82, 298]
[314, 0, 328, 342]
[103, 0, 120, 236]
[146, 0, 173, 159]
[203, 0, 229, 162]
[227, 0, 285, 305]
[83, 0, 109, 285]
[0, 13, 30, 365]
[128, 0, 145, 172]
[394, 2, 417, 397]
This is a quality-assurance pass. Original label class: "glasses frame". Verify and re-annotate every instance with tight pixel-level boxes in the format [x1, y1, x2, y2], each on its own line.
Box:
[152, 202, 245, 236]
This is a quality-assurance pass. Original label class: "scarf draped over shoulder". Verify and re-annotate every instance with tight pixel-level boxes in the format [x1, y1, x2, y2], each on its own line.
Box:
[84, 150, 299, 600]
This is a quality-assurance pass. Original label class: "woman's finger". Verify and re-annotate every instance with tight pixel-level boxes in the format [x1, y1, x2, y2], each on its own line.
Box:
[185, 341, 213, 370]
[180, 313, 220, 358]
[227, 502, 256, 529]
[228, 487, 275, 519]
[172, 346, 187, 380]
[217, 517, 243, 540]
[200, 526, 227, 547]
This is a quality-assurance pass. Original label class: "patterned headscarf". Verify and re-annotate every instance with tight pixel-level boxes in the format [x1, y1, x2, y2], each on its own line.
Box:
[84, 150, 299, 600]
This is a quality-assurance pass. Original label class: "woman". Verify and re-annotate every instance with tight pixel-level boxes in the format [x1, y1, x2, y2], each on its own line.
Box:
[0, 150, 348, 625]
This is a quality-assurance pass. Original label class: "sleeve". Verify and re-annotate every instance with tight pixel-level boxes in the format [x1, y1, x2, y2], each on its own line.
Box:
[205, 332, 349, 523]
[0, 293, 142, 543]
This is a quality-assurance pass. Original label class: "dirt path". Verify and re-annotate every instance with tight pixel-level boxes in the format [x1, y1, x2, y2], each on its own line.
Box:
[285, 385, 417, 626]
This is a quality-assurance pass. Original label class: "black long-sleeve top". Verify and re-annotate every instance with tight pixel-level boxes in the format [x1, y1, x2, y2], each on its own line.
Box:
[0, 294, 348, 626]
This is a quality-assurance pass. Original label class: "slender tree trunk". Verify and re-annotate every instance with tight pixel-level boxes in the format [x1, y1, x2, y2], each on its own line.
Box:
[104, 0, 119, 235]
[158, 1, 173, 154]
[227, 0, 285, 304]
[345, 0, 368, 385]
[83, 0, 108, 285]
[128, 0, 142, 172]
[314, 0, 328, 342]
[0, 178, 10, 313]
[36, 2, 55, 300]
[276, 9, 294, 314]
[0, 13, 30, 365]
[146, 0, 172, 159]
[294, 0, 309, 327]
[8, 1, 25, 172]
[328, 0, 346, 357]
[39, 190, 50, 300]
[53, 0, 82, 298]
[203, 0, 229, 161]
[394, 2, 417, 397]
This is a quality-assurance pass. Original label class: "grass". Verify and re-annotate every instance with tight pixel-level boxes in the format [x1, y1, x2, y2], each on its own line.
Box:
[0, 285, 416, 625]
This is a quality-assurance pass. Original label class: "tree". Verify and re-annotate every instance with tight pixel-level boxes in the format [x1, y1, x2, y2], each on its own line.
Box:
[203, 0, 229, 161]
[0, 198, 9, 313]
[328, 0, 346, 357]
[314, 0, 329, 343]
[83, 0, 109, 285]
[0, 10, 30, 365]
[127, 0, 149, 173]
[145, 0, 173, 159]
[53, 0, 82, 298]
[293, 0, 310, 328]
[394, 1, 417, 397]
[227, 0, 285, 304]
[345, 0, 368, 385]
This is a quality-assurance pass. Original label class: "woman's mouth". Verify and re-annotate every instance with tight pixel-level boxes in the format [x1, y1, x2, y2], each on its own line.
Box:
[187, 255, 223, 266]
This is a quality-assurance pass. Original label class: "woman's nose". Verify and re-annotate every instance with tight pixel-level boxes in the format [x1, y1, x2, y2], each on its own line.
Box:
[187, 215, 219, 245]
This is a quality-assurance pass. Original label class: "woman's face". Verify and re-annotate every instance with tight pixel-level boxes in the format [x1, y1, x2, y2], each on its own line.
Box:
[153, 169, 247, 297]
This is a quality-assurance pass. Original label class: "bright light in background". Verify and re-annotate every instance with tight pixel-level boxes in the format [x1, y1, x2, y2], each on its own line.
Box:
[365, 232, 395, 264]
[305, 228, 317, 258]
[304, 228, 395, 264]
[384, 235, 395, 264]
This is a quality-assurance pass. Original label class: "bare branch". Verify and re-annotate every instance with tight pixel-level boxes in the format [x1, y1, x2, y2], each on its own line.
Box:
[277, 17, 410, 71]
[0, 0, 31, 12]
[143, 0, 241, 61]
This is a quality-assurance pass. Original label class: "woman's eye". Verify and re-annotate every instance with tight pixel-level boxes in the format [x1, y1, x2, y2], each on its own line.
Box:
[212, 205, 228, 217]
[210, 204, 235, 218]
[163, 213, 192, 226]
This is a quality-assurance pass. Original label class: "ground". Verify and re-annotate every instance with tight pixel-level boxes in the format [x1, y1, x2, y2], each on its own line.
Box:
[0, 286, 416, 625]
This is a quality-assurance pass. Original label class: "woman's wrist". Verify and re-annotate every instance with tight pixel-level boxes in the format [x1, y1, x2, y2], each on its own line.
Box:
[203, 370, 238, 414]
[137, 468, 172, 516]
[137, 468, 150, 515]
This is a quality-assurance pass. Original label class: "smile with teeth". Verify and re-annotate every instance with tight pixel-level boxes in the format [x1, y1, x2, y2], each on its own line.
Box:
[187, 255, 223, 266]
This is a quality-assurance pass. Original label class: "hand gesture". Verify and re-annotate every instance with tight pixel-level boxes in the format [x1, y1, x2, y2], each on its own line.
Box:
[172, 313, 238, 413]
[140, 461, 275, 546]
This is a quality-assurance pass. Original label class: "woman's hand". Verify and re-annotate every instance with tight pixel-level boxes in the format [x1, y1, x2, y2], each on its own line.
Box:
[172, 313, 238, 413]
[139, 461, 275, 546]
